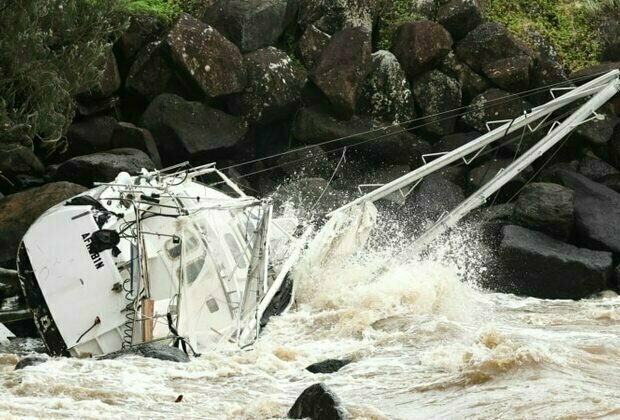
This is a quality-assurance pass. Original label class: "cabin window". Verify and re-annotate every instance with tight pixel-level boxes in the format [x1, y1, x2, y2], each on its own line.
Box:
[206, 297, 219, 313]
[166, 233, 199, 259]
[224, 233, 246, 269]
[183, 255, 206, 284]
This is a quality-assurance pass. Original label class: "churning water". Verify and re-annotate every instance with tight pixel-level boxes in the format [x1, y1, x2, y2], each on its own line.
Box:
[1, 221, 620, 419]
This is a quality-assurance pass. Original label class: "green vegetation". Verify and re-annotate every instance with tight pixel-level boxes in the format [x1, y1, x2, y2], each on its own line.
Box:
[0, 0, 127, 154]
[119, 0, 209, 23]
[484, 0, 603, 73]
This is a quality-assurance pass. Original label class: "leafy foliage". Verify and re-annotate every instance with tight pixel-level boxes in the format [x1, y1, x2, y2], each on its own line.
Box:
[119, 0, 211, 23]
[375, 0, 426, 51]
[484, 0, 603, 72]
[0, 0, 127, 154]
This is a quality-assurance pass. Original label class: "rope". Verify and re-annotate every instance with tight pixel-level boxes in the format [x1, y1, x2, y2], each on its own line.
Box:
[310, 146, 347, 212]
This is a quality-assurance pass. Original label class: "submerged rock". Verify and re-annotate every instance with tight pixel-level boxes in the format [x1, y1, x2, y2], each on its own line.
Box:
[98, 343, 190, 363]
[306, 359, 352, 374]
[513, 182, 574, 242]
[392, 20, 453, 80]
[140, 94, 248, 166]
[0, 182, 87, 267]
[311, 27, 372, 119]
[288, 382, 348, 420]
[498, 225, 612, 299]
[558, 170, 620, 253]
[14, 355, 49, 370]
[167, 13, 246, 98]
[413, 70, 462, 136]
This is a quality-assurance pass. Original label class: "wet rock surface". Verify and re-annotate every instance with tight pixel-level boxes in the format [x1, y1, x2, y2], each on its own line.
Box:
[288, 382, 348, 420]
[306, 359, 352, 374]
[98, 343, 190, 363]
[14, 355, 49, 370]
[513, 183, 574, 241]
[498, 225, 613, 299]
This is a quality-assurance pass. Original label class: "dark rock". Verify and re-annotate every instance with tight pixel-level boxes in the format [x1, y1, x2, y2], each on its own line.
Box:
[126, 41, 183, 100]
[439, 52, 492, 103]
[498, 225, 612, 299]
[392, 20, 453, 80]
[360, 50, 415, 124]
[65, 116, 117, 157]
[0, 144, 44, 177]
[538, 161, 579, 184]
[288, 383, 347, 420]
[56, 149, 156, 187]
[98, 343, 190, 363]
[85, 49, 121, 99]
[114, 14, 164, 75]
[406, 173, 465, 222]
[140, 94, 248, 166]
[110, 122, 162, 168]
[311, 27, 372, 119]
[434, 131, 481, 153]
[476, 203, 515, 225]
[13, 175, 46, 191]
[578, 156, 619, 181]
[569, 62, 620, 84]
[438, 166, 468, 188]
[298, 25, 331, 70]
[167, 13, 246, 98]
[600, 174, 620, 194]
[413, 70, 461, 136]
[467, 158, 534, 197]
[14, 355, 49, 370]
[437, 0, 483, 41]
[306, 359, 352, 374]
[203, 0, 296, 53]
[271, 177, 348, 215]
[463, 88, 531, 132]
[513, 182, 574, 241]
[529, 58, 571, 106]
[76, 97, 120, 118]
[292, 106, 431, 166]
[456, 22, 534, 74]
[0, 182, 87, 267]
[233, 47, 305, 124]
[558, 170, 620, 253]
[298, 0, 378, 34]
[573, 109, 619, 147]
[482, 56, 533, 93]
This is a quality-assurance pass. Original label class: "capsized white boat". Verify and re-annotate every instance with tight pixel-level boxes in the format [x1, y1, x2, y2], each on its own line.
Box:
[18, 163, 308, 357]
[16, 70, 620, 357]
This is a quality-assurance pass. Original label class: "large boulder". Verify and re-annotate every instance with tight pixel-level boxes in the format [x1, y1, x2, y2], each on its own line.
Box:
[434, 131, 481, 154]
[65, 116, 117, 157]
[56, 149, 156, 187]
[0, 182, 87, 267]
[482, 56, 533, 93]
[529, 58, 570, 106]
[437, 0, 483, 41]
[463, 88, 531, 132]
[455, 22, 534, 73]
[298, 0, 378, 34]
[406, 173, 465, 223]
[467, 158, 534, 198]
[98, 343, 190, 362]
[608, 124, 620, 168]
[140, 94, 248, 166]
[392, 20, 453, 80]
[166, 13, 246, 98]
[311, 27, 372, 119]
[513, 182, 574, 241]
[573, 109, 619, 147]
[125, 41, 183, 100]
[412, 70, 462, 136]
[288, 383, 347, 420]
[359, 50, 415, 124]
[81, 49, 121, 99]
[569, 62, 620, 84]
[203, 0, 297, 53]
[231, 47, 305, 125]
[439, 52, 491, 103]
[110, 122, 162, 168]
[0, 144, 44, 177]
[292, 106, 431, 166]
[558, 170, 620, 253]
[497, 225, 612, 299]
[114, 14, 164, 75]
[298, 25, 331, 70]
[578, 156, 619, 182]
